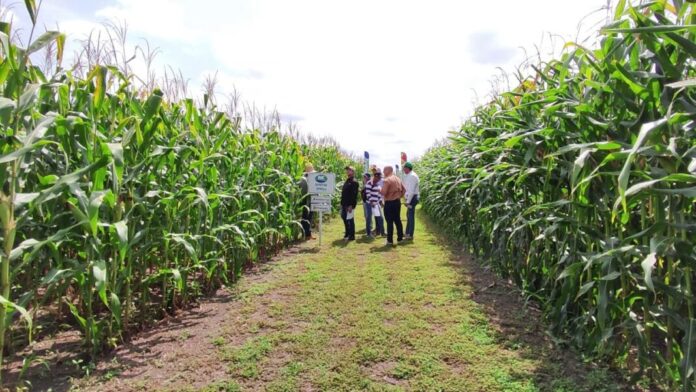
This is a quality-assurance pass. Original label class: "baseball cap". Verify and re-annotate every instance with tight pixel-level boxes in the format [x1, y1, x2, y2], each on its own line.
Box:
[404, 162, 414, 170]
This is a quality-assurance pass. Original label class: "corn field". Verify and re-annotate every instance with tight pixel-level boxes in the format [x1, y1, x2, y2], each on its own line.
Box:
[419, 0, 695, 389]
[0, 1, 353, 381]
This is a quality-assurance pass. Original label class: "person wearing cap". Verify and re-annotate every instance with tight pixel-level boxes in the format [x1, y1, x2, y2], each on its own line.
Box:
[380, 166, 406, 246]
[368, 170, 385, 237]
[402, 162, 420, 240]
[299, 163, 315, 240]
[340, 166, 360, 241]
[361, 172, 373, 237]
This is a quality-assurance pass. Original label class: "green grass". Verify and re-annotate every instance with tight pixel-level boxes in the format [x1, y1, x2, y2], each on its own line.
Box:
[207, 206, 621, 391]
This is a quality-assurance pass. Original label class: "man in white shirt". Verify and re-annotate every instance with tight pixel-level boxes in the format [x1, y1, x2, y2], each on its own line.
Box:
[402, 162, 420, 240]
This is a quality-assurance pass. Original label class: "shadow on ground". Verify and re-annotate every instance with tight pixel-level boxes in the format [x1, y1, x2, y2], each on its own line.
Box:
[418, 213, 632, 392]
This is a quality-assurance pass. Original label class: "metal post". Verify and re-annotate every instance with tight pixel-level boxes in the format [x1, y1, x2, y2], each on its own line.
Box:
[319, 212, 323, 246]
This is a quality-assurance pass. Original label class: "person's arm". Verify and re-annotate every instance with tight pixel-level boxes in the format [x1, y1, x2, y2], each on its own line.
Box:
[352, 181, 359, 209]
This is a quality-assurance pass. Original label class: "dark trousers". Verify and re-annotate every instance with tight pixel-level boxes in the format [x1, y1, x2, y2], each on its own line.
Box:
[374, 215, 385, 236]
[341, 206, 355, 239]
[301, 207, 313, 238]
[384, 200, 403, 243]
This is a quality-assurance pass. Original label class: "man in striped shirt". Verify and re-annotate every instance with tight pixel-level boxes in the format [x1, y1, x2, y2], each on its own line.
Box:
[366, 170, 385, 237]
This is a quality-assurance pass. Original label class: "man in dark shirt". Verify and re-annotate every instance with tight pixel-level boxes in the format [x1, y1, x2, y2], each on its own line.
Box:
[341, 166, 360, 241]
[299, 164, 315, 240]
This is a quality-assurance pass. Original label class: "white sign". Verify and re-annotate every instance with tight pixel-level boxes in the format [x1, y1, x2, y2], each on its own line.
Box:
[311, 203, 331, 213]
[307, 173, 336, 195]
[311, 195, 332, 204]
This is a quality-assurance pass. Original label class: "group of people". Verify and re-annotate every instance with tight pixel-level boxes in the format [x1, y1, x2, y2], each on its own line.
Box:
[340, 163, 420, 246]
[299, 162, 420, 247]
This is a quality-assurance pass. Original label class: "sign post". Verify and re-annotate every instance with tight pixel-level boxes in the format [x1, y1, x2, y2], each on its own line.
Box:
[307, 173, 336, 246]
[364, 151, 370, 175]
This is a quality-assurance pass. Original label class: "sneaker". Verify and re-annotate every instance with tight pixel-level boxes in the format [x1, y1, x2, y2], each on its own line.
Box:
[343, 236, 349, 241]
[397, 238, 404, 244]
[348, 237, 355, 241]
[404, 235, 412, 240]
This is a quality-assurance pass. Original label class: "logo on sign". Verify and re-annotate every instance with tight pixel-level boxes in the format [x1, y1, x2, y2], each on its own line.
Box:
[316, 175, 328, 183]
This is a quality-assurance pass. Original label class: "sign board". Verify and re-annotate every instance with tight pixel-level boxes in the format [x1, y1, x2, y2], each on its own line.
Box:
[307, 173, 336, 195]
[311, 195, 332, 204]
[311, 195, 332, 213]
[310, 203, 331, 213]
[364, 151, 370, 175]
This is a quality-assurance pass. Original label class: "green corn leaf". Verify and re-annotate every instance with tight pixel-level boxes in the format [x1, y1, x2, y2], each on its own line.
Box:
[8, 239, 38, 261]
[0, 294, 32, 341]
[0, 140, 53, 164]
[65, 301, 87, 331]
[41, 269, 74, 286]
[616, 119, 667, 214]
[17, 83, 39, 113]
[667, 78, 696, 89]
[142, 90, 163, 124]
[576, 281, 595, 300]
[109, 292, 122, 327]
[92, 260, 108, 307]
[681, 319, 696, 390]
[91, 65, 107, 111]
[26, 31, 61, 56]
[602, 24, 696, 33]
[113, 220, 128, 262]
[641, 253, 657, 293]
[0, 96, 15, 124]
[23, 0, 37, 25]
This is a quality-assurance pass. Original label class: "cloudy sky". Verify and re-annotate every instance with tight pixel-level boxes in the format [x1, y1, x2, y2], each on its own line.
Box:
[9, 0, 611, 167]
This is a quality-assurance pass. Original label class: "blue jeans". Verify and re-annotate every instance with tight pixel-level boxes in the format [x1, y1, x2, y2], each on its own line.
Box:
[363, 202, 372, 235]
[406, 195, 419, 237]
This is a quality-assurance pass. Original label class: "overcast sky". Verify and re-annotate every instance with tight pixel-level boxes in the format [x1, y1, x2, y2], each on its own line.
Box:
[8, 0, 611, 167]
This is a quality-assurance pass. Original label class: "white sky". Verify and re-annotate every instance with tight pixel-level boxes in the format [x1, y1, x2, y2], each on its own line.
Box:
[11, 0, 612, 167]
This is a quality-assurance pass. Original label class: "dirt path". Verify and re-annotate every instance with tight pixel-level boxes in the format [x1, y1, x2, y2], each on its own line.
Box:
[32, 208, 621, 391]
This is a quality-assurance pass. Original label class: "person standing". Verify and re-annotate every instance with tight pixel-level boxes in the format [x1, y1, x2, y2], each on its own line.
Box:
[361, 172, 373, 237]
[368, 170, 385, 237]
[380, 166, 405, 246]
[403, 162, 420, 240]
[341, 166, 359, 241]
[299, 164, 315, 240]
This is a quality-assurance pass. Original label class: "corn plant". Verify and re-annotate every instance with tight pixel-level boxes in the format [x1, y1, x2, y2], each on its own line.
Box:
[0, 2, 354, 382]
[419, 0, 695, 389]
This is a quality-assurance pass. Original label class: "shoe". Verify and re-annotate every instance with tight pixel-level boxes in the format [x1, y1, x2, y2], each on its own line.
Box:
[348, 237, 356, 241]
[343, 236, 349, 241]
[397, 238, 404, 244]
[385, 240, 395, 247]
[404, 235, 412, 240]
